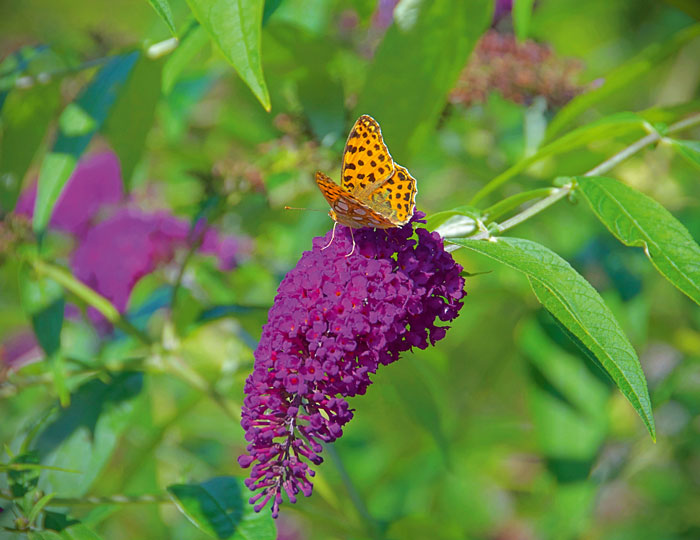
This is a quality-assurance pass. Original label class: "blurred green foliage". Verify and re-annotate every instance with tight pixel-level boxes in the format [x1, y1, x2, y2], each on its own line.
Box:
[1, 0, 700, 539]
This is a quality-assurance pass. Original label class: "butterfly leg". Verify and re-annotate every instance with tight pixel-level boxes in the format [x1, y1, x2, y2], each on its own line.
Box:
[345, 227, 356, 258]
[322, 222, 338, 250]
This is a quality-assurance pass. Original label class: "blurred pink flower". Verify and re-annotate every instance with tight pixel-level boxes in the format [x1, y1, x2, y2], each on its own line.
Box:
[0, 332, 41, 374]
[71, 208, 248, 318]
[13, 150, 251, 330]
[14, 151, 123, 238]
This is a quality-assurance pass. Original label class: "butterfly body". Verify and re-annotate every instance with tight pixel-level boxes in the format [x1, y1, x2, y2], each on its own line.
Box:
[316, 115, 417, 229]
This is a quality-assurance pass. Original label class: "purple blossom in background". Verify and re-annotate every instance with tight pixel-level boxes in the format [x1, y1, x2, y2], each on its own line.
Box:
[14, 151, 123, 238]
[0, 332, 41, 375]
[238, 212, 465, 517]
[71, 208, 248, 324]
[12, 150, 250, 330]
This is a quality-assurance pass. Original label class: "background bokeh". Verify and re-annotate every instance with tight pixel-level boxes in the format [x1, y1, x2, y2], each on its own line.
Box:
[1, 0, 700, 538]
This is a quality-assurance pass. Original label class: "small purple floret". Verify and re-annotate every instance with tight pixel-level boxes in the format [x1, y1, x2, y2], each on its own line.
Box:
[238, 212, 466, 517]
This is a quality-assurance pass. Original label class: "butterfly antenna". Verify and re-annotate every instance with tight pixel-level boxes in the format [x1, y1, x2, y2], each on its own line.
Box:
[284, 206, 326, 211]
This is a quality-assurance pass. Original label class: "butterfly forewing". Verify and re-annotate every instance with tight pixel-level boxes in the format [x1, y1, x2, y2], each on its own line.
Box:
[341, 115, 395, 195]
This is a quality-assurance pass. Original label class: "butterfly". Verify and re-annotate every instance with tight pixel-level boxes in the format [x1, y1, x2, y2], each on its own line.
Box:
[315, 115, 417, 232]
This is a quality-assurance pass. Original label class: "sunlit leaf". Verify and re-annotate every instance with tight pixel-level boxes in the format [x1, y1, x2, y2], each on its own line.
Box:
[577, 176, 700, 306]
[146, 0, 177, 35]
[186, 0, 270, 110]
[451, 237, 655, 440]
[168, 476, 275, 539]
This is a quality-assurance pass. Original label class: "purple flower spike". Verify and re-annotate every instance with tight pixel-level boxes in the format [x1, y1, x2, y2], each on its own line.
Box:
[238, 211, 466, 517]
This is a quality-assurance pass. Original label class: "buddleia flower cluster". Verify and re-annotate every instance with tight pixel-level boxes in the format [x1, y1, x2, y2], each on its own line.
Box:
[238, 212, 465, 517]
[450, 30, 585, 108]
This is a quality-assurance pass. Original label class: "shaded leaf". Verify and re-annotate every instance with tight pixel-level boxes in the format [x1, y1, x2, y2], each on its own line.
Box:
[577, 176, 700, 305]
[451, 237, 655, 439]
[168, 476, 275, 539]
[186, 0, 270, 110]
[354, 0, 492, 162]
[33, 53, 139, 235]
[18, 269, 64, 357]
[0, 81, 61, 213]
[33, 372, 144, 497]
[103, 54, 165, 190]
[162, 24, 209, 94]
[546, 24, 700, 139]
[146, 0, 177, 35]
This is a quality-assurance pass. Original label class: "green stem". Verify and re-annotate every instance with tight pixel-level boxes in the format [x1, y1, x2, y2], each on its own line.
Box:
[0, 490, 169, 505]
[325, 444, 384, 540]
[30, 258, 152, 346]
[482, 187, 556, 223]
[448, 112, 700, 247]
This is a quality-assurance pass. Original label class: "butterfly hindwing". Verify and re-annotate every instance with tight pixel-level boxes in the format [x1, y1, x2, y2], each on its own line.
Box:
[315, 171, 396, 229]
[364, 164, 417, 225]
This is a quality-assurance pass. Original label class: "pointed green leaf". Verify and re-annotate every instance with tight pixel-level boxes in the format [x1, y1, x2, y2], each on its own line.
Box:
[186, 0, 270, 111]
[146, 0, 177, 35]
[33, 53, 138, 235]
[354, 0, 492, 162]
[0, 81, 61, 212]
[577, 175, 700, 306]
[168, 476, 275, 539]
[451, 236, 655, 439]
[668, 138, 700, 170]
[103, 54, 164, 190]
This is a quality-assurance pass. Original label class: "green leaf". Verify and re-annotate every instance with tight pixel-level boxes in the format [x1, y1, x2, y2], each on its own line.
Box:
[546, 24, 700, 140]
[0, 81, 61, 212]
[168, 476, 275, 539]
[146, 0, 177, 35]
[162, 24, 209, 94]
[186, 0, 270, 111]
[103, 54, 164, 190]
[450, 237, 655, 440]
[668, 138, 700, 170]
[33, 53, 138, 235]
[513, 0, 535, 41]
[577, 176, 700, 306]
[32, 372, 144, 497]
[44, 511, 104, 538]
[354, 0, 492, 162]
[425, 205, 481, 231]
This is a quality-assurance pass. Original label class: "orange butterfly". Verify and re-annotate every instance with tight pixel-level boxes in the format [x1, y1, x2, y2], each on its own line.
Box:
[316, 115, 418, 235]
